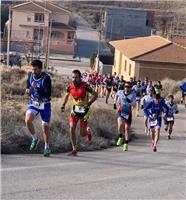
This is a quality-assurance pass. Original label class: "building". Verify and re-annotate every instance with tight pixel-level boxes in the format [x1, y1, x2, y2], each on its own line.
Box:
[3, 1, 76, 54]
[94, 55, 114, 75]
[109, 35, 186, 81]
[102, 8, 154, 41]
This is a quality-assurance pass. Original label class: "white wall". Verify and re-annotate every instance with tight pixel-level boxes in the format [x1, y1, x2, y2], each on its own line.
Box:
[11, 10, 49, 40]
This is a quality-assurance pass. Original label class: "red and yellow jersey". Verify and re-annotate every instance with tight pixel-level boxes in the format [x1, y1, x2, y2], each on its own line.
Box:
[67, 82, 94, 106]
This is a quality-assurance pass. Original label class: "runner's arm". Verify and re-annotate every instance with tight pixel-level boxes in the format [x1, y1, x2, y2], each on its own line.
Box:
[131, 93, 136, 108]
[175, 104, 179, 114]
[37, 75, 51, 99]
[162, 100, 169, 115]
[25, 72, 32, 96]
[85, 84, 98, 106]
[144, 101, 152, 117]
[61, 87, 70, 107]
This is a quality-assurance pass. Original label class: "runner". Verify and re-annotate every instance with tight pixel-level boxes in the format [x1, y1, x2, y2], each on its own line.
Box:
[146, 80, 155, 94]
[132, 80, 143, 117]
[180, 80, 186, 108]
[144, 94, 169, 152]
[114, 81, 136, 151]
[164, 94, 179, 139]
[118, 75, 125, 90]
[140, 88, 154, 135]
[61, 70, 98, 156]
[141, 77, 149, 95]
[154, 81, 163, 95]
[25, 59, 52, 157]
[104, 73, 113, 104]
[100, 74, 106, 98]
[111, 75, 119, 99]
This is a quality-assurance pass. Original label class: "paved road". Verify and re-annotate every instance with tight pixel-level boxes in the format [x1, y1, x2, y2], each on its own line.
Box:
[74, 14, 111, 58]
[2, 104, 186, 200]
[48, 59, 90, 76]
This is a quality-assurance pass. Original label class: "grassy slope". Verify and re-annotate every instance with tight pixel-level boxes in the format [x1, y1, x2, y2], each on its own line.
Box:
[1, 66, 183, 154]
[1, 66, 117, 154]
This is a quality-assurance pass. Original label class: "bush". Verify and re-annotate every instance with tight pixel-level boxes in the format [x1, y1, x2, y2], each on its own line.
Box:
[161, 78, 182, 102]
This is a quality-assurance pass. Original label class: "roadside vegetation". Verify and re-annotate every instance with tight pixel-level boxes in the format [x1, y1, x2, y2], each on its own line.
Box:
[1, 66, 183, 154]
[1, 66, 117, 154]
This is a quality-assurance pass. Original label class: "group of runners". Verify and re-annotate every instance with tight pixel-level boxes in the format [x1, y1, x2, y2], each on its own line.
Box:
[25, 59, 183, 157]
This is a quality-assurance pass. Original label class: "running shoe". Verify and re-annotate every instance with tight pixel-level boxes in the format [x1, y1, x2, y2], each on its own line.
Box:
[30, 138, 40, 151]
[165, 125, 168, 132]
[147, 128, 151, 136]
[145, 127, 148, 135]
[168, 135, 171, 139]
[87, 133, 92, 141]
[116, 137, 123, 146]
[153, 145, 157, 152]
[123, 143, 128, 151]
[150, 142, 154, 149]
[68, 149, 77, 156]
[86, 127, 92, 142]
[43, 147, 51, 157]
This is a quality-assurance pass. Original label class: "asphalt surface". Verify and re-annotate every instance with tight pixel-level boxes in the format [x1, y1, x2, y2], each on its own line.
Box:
[75, 14, 111, 58]
[43, 14, 111, 76]
[2, 105, 186, 200]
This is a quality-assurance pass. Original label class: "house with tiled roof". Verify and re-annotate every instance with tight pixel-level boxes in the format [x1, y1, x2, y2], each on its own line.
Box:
[4, 0, 76, 54]
[109, 35, 186, 80]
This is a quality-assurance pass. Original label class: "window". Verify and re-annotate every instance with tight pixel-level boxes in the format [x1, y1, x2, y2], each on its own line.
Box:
[34, 13, 44, 22]
[33, 29, 43, 40]
[129, 64, 131, 76]
[27, 16, 31, 22]
[26, 31, 30, 38]
[146, 19, 149, 26]
[67, 32, 74, 40]
[51, 31, 65, 39]
[124, 60, 127, 71]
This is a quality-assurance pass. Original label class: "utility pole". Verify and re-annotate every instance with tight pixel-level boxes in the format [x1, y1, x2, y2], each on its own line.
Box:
[6, 6, 11, 67]
[97, 9, 102, 74]
[45, 17, 52, 71]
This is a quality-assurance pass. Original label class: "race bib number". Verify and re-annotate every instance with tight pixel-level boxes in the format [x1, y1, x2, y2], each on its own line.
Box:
[167, 117, 174, 122]
[136, 97, 141, 101]
[32, 101, 44, 110]
[74, 106, 86, 113]
[150, 119, 157, 127]
[184, 92, 186, 95]
[121, 112, 129, 120]
[107, 86, 112, 89]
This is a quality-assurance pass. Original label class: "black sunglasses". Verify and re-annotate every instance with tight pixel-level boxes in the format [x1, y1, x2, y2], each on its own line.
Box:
[125, 85, 131, 88]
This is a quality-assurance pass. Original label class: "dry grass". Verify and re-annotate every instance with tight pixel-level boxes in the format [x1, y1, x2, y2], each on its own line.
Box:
[1, 66, 117, 154]
[161, 78, 183, 103]
[2, 67, 183, 154]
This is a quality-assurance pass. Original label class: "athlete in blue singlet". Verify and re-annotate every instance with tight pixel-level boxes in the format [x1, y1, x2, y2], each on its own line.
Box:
[164, 94, 179, 139]
[132, 80, 143, 117]
[144, 94, 169, 152]
[25, 60, 52, 157]
[114, 81, 136, 151]
[141, 88, 154, 135]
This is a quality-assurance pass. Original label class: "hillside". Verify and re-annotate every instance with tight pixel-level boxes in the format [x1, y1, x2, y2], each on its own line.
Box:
[59, 0, 186, 35]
